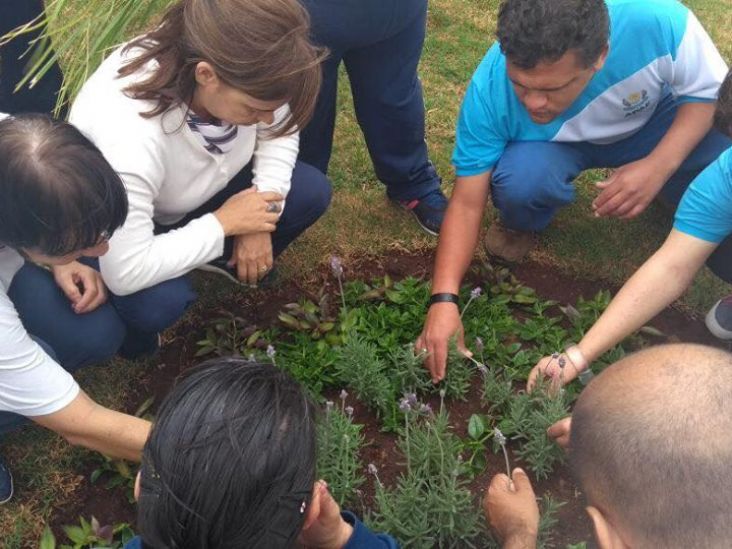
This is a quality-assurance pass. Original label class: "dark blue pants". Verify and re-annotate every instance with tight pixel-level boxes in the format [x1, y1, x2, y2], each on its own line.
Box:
[110, 161, 332, 348]
[0, 0, 65, 116]
[491, 95, 732, 231]
[298, 0, 440, 201]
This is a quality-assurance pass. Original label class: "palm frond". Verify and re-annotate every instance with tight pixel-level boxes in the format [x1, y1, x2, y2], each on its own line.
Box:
[0, 0, 174, 116]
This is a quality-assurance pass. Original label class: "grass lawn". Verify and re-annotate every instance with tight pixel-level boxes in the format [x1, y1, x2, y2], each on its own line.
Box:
[1, 0, 730, 545]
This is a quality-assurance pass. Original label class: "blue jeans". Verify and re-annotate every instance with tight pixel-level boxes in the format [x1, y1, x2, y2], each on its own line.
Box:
[491, 95, 732, 232]
[298, 0, 440, 201]
[110, 161, 332, 348]
[0, 263, 127, 432]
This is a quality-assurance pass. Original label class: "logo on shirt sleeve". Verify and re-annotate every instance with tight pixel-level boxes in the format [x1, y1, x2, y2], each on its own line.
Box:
[622, 90, 650, 117]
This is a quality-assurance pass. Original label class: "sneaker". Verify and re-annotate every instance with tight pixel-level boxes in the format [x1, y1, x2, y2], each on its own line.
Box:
[705, 296, 732, 340]
[0, 455, 13, 504]
[395, 189, 448, 236]
[485, 221, 535, 263]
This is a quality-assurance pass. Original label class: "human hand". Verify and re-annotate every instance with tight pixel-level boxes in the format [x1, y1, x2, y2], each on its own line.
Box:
[415, 302, 470, 384]
[592, 157, 670, 219]
[52, 261, 108, 314]
[213, 187, 283, 236]
[527, 352, 581, 393]
[484, 468, 540, 548]
[229, 232, 274, 285]
[547, 417, 572, 450]
[299, 480, 354, 549]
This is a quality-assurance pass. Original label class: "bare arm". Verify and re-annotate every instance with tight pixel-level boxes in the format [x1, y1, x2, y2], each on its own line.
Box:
[416, 173, 491, 382]
[577, 230, 716, 362]
[31, 391, 151, 462]
[529, 230, 717, 389]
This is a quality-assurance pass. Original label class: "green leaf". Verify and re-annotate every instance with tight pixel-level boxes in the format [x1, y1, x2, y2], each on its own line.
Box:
[278, 312, 300, 328]
[467, 414, 486, 440]
[246, 330, 262, 347]
[39, 525, 56, 549]
[90, 468, 103, 483]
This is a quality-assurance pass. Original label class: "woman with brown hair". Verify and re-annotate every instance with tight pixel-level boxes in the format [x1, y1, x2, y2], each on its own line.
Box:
[70, 0, 331, 354]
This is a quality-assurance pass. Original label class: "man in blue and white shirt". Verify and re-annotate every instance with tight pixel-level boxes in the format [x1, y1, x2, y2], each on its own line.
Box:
[417, 0, 731, 383]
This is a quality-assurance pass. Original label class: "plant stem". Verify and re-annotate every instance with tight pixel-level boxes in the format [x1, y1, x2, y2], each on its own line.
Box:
[500, 443, 512, 480]
[460, 295, 475, 319]
[337, 275, 347, 313]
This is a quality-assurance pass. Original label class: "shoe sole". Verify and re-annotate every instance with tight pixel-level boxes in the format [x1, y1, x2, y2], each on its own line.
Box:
[196, 263, 243, 285]
[0, 471, 13, 505]
[705, 300, 732, 340]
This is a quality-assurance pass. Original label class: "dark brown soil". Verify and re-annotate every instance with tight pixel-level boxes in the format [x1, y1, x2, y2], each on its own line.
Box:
[50, 251, 721, 547]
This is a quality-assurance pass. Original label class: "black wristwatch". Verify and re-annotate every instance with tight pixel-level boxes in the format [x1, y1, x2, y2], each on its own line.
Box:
[428, 293, 460, 307]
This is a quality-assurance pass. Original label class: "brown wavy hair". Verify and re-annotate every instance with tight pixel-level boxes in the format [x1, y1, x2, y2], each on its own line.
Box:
[118, 0, 326, 137]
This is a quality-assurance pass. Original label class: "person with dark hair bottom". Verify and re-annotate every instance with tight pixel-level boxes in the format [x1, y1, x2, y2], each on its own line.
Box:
[487, 344, 732, 549]
[70, 0, 332, 356]
[297, 0, 448, 236]
[417, 0, 731, 383]
[529, 69, 732, 388]
[125, 358, 397, 549]
[0, 114, 151, 504]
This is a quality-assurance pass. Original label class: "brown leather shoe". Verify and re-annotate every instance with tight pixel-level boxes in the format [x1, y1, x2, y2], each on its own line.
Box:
[485, 222, 535, 263]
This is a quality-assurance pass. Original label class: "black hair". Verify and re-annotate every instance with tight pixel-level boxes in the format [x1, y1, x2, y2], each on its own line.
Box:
[137, 358, 318, 549]
[714, 69, 732, 137]
[0, 113, 127, 257]
[496, 0, 610, 70]
[569, 344, 732, 548]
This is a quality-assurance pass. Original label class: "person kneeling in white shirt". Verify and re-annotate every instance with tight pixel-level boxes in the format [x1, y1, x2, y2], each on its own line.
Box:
[70, 0, 332, 354]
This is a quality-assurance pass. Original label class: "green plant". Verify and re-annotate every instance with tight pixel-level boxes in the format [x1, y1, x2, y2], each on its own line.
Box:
[368, 405, 482, 548]
[1, 0, 174, 115]
[495, 379, 571, 480]
[195, 312, 270, 357]
[316, 393, 366, 507]
[44, 516, 135, 549]
[462, 413, 492, 475]
[278, 292, 341, 344]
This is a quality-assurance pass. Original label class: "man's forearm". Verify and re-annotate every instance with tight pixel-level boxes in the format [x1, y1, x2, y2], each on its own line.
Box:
[647, 102, 716, 176]
[431, 174, 491, 294]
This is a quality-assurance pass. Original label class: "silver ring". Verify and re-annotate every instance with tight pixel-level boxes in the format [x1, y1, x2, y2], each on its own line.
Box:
[266, 202, 281, 214]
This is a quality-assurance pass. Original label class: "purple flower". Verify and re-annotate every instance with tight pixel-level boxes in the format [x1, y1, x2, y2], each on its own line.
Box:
[475, 337, 485, 353]
[266, 345, 276, 359]
[405, 392, 418, 407]
[345, 406, 354, 417]
[470, 286, 482, 299]
[368, 463, 378, 476]
[398, 398, 412, 413]
[330, 256, 344, 278]
[419, 403, 432, 415]
[339, 389, 348, 401]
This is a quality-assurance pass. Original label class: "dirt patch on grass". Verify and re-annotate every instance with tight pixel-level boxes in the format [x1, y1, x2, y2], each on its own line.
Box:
[48, 250, 721, 546]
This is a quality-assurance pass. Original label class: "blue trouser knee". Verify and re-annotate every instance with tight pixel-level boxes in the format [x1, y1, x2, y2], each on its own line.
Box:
[298, 0, 440, 200]
[491, 94, 732, 232]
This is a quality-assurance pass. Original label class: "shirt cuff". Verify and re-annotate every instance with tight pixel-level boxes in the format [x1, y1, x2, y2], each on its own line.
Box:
[341, 511, 399, 549]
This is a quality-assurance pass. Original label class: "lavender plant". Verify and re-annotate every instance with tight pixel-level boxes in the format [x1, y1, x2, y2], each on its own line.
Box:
[317, 394, 366, 507]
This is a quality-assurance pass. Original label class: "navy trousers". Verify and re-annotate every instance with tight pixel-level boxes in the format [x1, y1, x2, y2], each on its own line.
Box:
[0, 0, 65, 116]
[298, 0, 440, 201]
[110, 160, 332, 353]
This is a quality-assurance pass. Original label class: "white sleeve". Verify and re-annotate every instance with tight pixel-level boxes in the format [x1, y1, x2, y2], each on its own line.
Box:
[0, 292, 79, 416]
[252, 104, 298, 203]
[99, 138, 225, 296]
[670, 12, 728, 102]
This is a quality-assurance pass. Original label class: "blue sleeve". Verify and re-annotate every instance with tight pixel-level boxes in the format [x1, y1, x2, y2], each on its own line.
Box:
[674, 148, 732, 243]
[342, 511, 399, 549]
[123, 537, 143, 549]
[451, 53, 507, 177]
